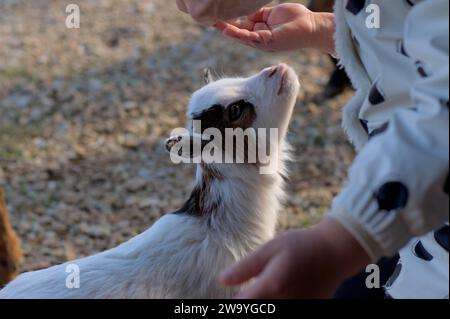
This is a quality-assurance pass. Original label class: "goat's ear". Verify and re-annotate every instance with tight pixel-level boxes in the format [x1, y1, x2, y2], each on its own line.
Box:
[203, 68, 214, 85]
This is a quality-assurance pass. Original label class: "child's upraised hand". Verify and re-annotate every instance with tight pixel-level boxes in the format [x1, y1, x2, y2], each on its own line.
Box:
[214, 3, 335, 54]
[219, 217, 370, 299]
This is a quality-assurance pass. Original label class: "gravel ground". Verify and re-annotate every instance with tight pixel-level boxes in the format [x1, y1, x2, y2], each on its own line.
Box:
[0, 0, 355, 272]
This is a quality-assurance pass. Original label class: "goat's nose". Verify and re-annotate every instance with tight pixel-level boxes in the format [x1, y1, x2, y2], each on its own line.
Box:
[267, 64, 288, 78]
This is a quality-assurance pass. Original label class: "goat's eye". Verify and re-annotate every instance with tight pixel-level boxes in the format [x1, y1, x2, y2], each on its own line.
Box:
[229, 104, 242, 122]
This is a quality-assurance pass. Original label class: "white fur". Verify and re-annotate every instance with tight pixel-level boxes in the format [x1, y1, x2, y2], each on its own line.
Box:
[0, 65, 300, 299]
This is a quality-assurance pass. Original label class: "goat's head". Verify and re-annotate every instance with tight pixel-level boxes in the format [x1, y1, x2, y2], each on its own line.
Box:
[166, 64, 300, 175]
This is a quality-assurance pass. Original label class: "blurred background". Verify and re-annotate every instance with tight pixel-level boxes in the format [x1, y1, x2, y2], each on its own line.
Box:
[0, 0, 355, 272]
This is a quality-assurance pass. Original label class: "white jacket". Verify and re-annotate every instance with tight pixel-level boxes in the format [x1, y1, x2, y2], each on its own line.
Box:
[330, 0, 449, 298]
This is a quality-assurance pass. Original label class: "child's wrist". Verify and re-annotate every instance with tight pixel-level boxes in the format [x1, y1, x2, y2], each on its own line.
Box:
[309, 12, 336, 55]
[314, 217, 371, 282]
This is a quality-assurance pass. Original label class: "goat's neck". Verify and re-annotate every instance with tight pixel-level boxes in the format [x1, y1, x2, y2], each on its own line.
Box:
[192, 158, 286, 252]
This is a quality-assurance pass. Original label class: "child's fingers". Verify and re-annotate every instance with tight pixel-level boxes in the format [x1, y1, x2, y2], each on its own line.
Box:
[216, 29, 258, 49]
[225, 25, 274, 49]
[222, 25, 263, 45]
[219, 243, 275, 286]
[215, 23, 274, 51]
[235, 277, 275, 299]
[246, 7, 271, 23]
[214, 19, 254, 32]
[230, 18, 255, 30]
[235, 279, 271, 299]
[234, 253, 286, 299]
[214, 21, 229, 32]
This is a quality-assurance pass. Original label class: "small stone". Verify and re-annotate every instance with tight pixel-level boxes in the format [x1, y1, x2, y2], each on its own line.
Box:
[118, 134, 141, 149]
[139, 197, 161, 209]
[125, 177, 147, 192]
[33, 138, 48, 150]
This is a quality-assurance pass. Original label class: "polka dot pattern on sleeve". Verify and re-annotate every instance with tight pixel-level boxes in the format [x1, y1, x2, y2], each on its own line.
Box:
[375, 181, 409, 211]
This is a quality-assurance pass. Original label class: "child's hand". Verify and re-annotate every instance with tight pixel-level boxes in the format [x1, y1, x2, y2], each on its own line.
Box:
[219, 217, 370, 298]
[214, 3, 335, 54]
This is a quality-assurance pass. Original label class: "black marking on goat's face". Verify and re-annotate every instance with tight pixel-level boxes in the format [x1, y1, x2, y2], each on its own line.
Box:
[174, 101, 258, 217]
[192, 104, 225, 132]
[192, 100, 257, 133]
[191, 100, 258, 163]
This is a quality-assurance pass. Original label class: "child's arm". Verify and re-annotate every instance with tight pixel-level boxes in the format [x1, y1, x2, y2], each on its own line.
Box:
[214, 3, 336, 55]
[329, 0, 449, 262]
[220, 0, 449, 299]
[219, 217, 370, 298]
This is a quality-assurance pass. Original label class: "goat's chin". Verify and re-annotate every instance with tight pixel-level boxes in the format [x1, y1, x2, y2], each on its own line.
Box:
[280, 78, 300, 100]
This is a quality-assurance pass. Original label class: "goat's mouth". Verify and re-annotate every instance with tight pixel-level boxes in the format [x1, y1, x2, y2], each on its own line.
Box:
[267, 64, 293, 96]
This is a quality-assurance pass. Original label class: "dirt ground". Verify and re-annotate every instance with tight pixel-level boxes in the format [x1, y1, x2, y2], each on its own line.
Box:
[0, 0, 355, 272]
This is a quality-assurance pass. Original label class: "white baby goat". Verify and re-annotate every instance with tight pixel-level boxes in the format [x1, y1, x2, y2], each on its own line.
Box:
[0, 64, 300, 299]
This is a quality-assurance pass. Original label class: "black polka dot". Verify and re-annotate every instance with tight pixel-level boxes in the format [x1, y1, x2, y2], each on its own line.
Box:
[359, 119, 369, 135]
[369, 84, 386, 105]
[417, 67, 427, 77]
[346, 0, 366, 15]
[369, 122, 389, 139]
[376, 182, 409, 211]
[413, 240, 434, 261]
[385, 261, 402, 288]
[434, 225, 449, 252]
[415, 61, 429, 78]
[396, 40, 409, 57]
